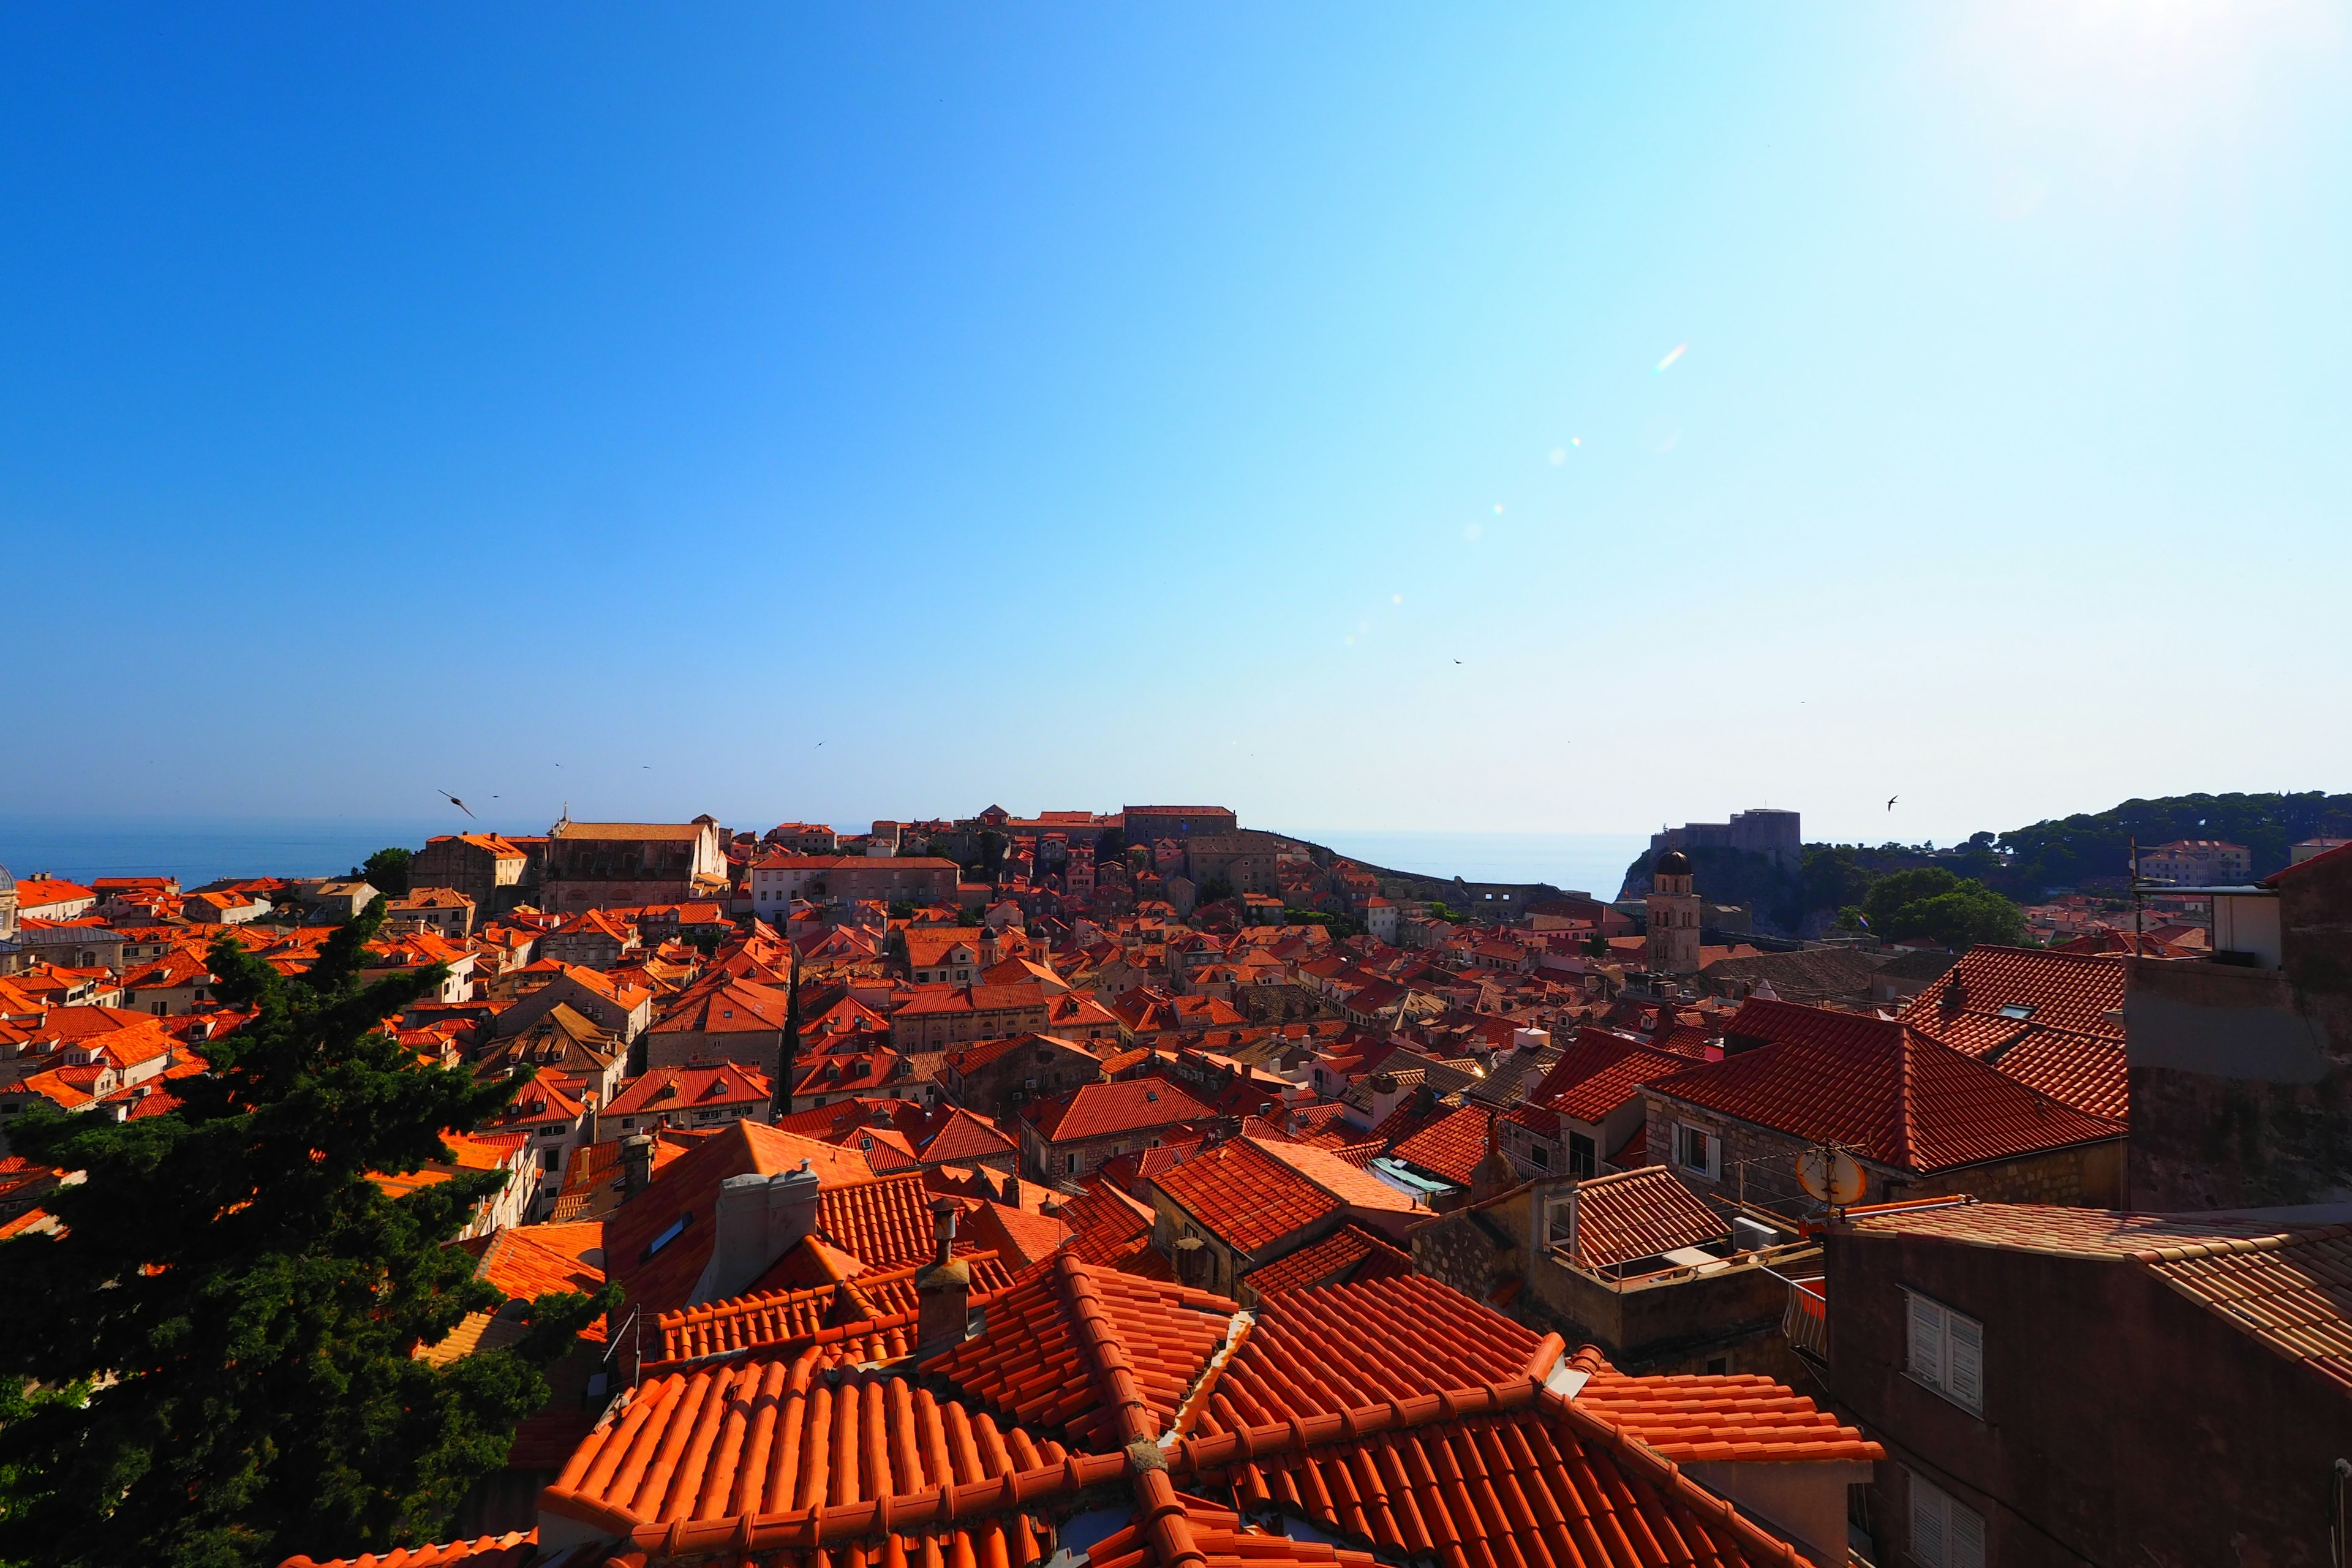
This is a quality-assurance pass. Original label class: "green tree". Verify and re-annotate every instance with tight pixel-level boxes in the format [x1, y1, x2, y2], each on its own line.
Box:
[0, 900, 609, 1568]
[1196, 877, 1235, 906]
[1861, 867, 2027, 947]
[1583, 930, 1610, 959]
[358, 846, 413, 896]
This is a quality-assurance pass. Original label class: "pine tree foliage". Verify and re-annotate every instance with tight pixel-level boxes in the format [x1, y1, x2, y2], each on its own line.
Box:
[0, 900, 611, 1568]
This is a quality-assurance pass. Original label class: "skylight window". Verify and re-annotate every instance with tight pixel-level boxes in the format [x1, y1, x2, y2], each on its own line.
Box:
[1145, 1090, 1159, 1102]
[643, 1213, 691, 1259]
[1995, 1004, 2036, 1021]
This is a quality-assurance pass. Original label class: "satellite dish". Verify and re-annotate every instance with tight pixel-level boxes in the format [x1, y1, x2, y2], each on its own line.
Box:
[1796, 1147, 1867, 1207]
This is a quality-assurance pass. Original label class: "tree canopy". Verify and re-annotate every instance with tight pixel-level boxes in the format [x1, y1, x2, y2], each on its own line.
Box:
[1854, 867, 2027, 948]
[0, 899, 609, 1568]
[358, 846, 413, 897]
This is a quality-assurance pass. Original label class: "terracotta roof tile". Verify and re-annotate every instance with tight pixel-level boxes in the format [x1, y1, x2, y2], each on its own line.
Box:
[1026, 1075, 1217, 1144]
[1154, 1140, 1343, 1256]
[1574, 1368, 1884, 1463]
[277, 1531, 540, 1568]
[1563, 1167, 1732, 1272]
[1238, 1224, 1412, 1299]
[922, 1255, 1236, 1450]
[1651, 999, 2124, 1175]
[1389, 1102, 1494, 1187]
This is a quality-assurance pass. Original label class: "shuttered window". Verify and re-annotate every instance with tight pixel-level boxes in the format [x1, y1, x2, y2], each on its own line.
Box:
[1905, 1288, 1985, 1413]
[1907, 1471, 1986, 1568]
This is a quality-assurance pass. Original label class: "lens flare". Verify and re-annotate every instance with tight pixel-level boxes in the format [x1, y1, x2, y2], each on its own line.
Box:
[1655, 344, 1687, 373]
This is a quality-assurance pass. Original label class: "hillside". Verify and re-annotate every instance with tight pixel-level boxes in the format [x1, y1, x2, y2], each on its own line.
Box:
[1618, 790, 2352, 940]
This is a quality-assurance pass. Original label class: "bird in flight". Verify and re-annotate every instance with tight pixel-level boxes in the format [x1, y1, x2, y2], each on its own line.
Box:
[1886, 796, 1899, 812]
[438, 790, 477, 819]
[1453, 659, 1463, 666]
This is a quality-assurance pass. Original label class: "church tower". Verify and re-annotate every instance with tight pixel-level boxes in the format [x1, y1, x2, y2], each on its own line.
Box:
[1646, 849, 1703, 975]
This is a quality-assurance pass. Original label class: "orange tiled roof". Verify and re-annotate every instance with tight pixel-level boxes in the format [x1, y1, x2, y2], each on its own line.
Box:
[1025, 1074, 1215, 1144]
[1194, 1275, 1545, 1435]
[1238, 1223, 1412, 1298]
[521, 1264, 1830, 1568]
[1521, 1030, 1694, 1125]
[921, 1254, 1236, 1449]
[606, 1121, 880, 1320]
[655, 1252, 1019, 1365]
[1651, 999, 2124, 1175]
[475, 1223, 609, 1338]
[1895, 945, 2128, 1118]
[277, 1531, 539, 1568]
[1562, 1167, 1732, 1272]
[1389, 1102, 1494, 1186]
[1574, 1366, 1883, 1463]
[1154, 1139, 1341, 1256]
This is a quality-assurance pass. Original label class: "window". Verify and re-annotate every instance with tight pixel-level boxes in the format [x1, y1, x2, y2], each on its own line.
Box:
[1994, 1003, 2035, 1021]
[1907, 1471, 1985, 1568]
[1675, 1123, 1720, 1179]
[1529, 1142, 1550, 1169]
[1905, 1290, 1984, 1412]
[643, 1213, 692, 1260]
[1567, 1131, 1597, 1178]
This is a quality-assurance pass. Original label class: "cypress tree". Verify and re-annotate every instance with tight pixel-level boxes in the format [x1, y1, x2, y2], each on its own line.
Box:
[0, 899, 611, 1568]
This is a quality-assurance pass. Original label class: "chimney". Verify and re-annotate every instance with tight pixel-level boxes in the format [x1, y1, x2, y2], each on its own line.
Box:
[620, 1134, 654, 1194]
[916, 1199, 973, 1359]
[704, 1158, 824, 1304]
[1000, 1173, 1022, 1208]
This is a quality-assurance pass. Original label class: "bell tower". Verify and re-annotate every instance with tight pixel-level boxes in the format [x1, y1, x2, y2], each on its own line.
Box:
[1646, 849, 1703, 975]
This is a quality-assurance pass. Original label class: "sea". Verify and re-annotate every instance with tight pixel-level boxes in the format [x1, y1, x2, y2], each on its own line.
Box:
[1294, 831, 1650, 901]
[0, 817, 502, 889]
[0, 818, 1653, 902]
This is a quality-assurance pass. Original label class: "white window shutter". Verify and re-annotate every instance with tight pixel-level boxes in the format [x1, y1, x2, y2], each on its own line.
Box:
[1910, 1294, 1945, 1387]
[1910, 1481, 1946, 1568]
[1948, 1498, 1986, 1568]
[1947, 1311, 1984, 1409]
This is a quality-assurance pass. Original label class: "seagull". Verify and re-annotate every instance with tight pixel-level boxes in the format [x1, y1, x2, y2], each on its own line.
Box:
[1453, 660, 1463, 666]
[439, 790, 477, 819]
[1887, 796, 1899, 812]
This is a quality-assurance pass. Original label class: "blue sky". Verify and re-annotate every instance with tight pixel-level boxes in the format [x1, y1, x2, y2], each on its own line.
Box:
[5, 3, 2347, 848]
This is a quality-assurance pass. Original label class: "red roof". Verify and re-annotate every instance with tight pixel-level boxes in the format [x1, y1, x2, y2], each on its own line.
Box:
[1238, 1223, 1412, 1298]
[1153, 1139, 1343, 1256]
[1193, 1275, 1544, 1434]
[516, 1263, 1850, 1568]
[605, 1121, 880, 1319]
[1522, 1029, 1694, 1125]
[1389, 1101, 1495, 1186]
[1898, 944, 2128, 1118]
[1652, 999, 2125, 1175]
[1023, 1074, 1215, 1144]
[1562, 1166, 1731, 1272]
[1575, 1363, 1883, 1462]
[921, 1255, 1237, 1450]
[278, 1532, 539, 1568]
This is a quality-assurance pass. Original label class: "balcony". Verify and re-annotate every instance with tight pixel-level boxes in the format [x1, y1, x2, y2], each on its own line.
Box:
[1782, 1274, 1828, 1363]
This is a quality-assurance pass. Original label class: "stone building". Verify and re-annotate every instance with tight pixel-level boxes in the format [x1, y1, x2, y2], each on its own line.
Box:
[1819, 1199, 2352, 1568]
[2128, 841, 2352, 1208]
[1643, 998, 2129, 1219]
[541, 816, 726, 912]
[409, 833, 538, 914]
[1412, 1167, 1818, 1379]
[1645, 849, 1702, 975]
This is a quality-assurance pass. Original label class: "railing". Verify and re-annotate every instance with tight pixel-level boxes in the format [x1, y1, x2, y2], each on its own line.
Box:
[1782, 1275, 1828, 1361]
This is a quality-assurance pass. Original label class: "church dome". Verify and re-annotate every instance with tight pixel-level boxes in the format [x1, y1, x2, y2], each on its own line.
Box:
[1654, 849, 1694, 877]
[0, 862, 14, 895]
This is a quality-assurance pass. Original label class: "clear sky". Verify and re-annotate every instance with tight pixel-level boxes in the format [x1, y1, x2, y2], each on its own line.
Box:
[5, 3, 2346, 848]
